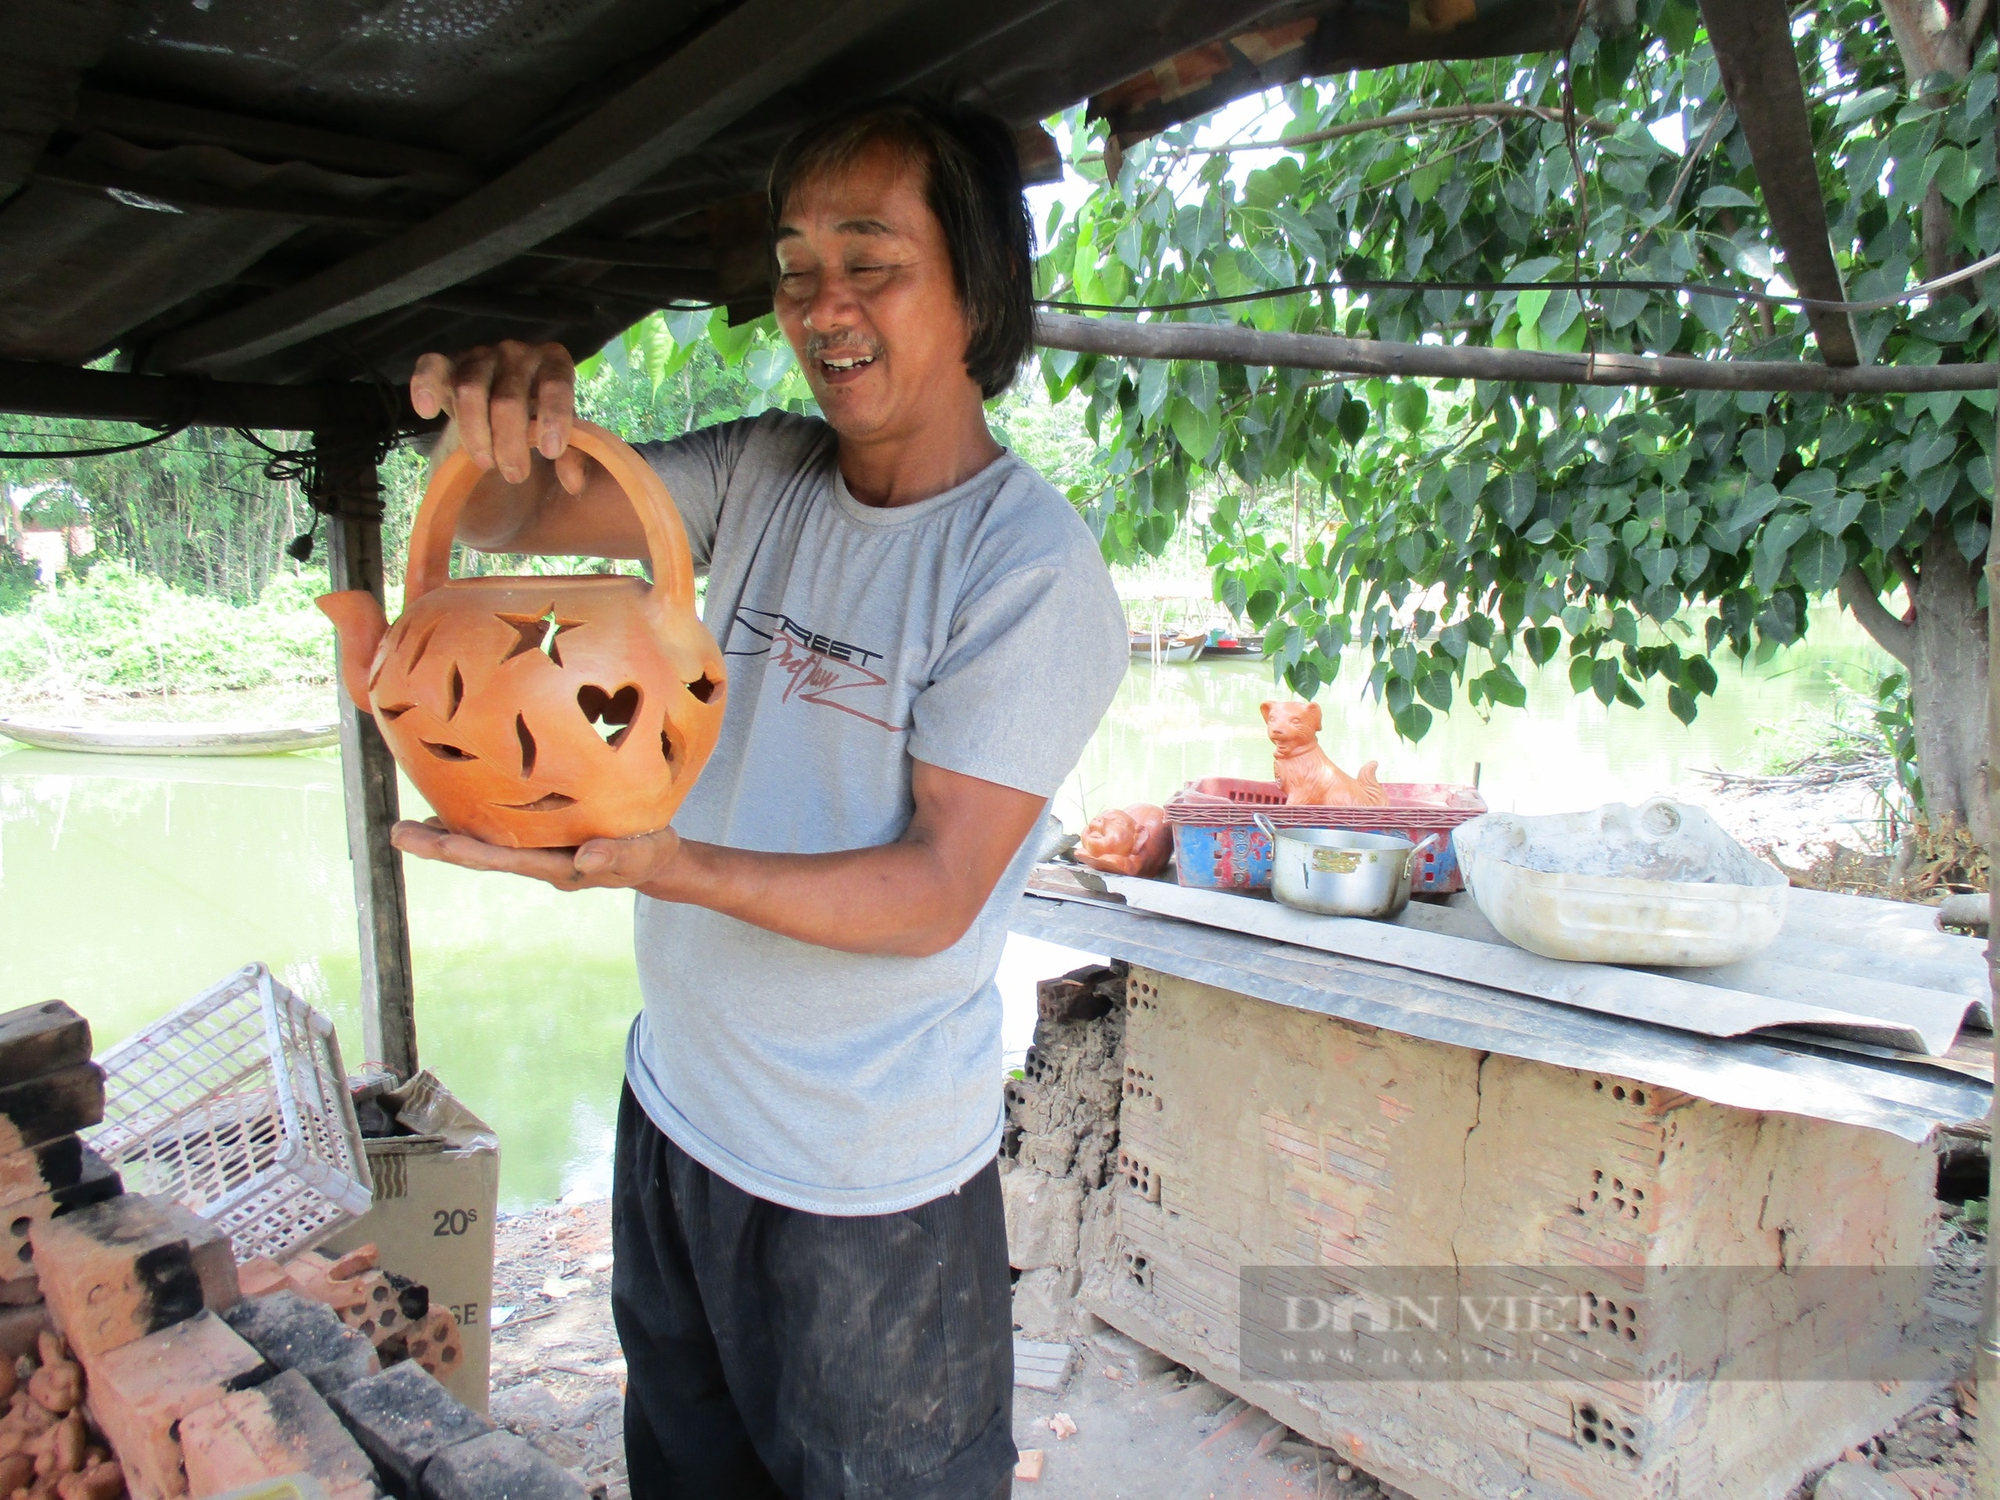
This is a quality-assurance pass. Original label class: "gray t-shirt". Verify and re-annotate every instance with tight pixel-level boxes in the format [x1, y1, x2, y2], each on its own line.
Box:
[623, 410, 1127, 1215]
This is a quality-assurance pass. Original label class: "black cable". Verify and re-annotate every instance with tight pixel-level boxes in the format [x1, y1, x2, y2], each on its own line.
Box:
[0, 418, 195, 460]
[1035, 249, 2000, 317]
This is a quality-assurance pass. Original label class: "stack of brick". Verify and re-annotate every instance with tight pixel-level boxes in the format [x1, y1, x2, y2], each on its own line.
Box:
[0, 994, 564, 1500]
[27, 1171, 579, 1500]
[0, 1002, 121, 1309]
[32, 1190, 257, 1500]
[998, 963, 1128, 1341]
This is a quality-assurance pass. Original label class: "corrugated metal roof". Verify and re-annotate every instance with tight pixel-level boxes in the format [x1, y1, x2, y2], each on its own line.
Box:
[1012, 893, 1993, 1144]
[0, 0, 1570, 387]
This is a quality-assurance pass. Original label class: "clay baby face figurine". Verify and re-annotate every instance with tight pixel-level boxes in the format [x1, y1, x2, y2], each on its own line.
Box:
[1260, 700, 1388, 807]
[1076, 804, 1173, 878]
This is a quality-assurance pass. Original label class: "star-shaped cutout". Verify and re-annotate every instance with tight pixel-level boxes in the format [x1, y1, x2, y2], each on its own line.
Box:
[496, 608, 584, 666]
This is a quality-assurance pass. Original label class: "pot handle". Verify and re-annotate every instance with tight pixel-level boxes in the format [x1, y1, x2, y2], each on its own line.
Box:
[1252, 811, 1280, 847]
[403, 420, 699, 609]
[1408, 832, 1442, 874]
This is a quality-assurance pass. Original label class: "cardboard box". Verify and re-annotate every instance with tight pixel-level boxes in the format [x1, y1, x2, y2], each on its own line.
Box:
[319, 1072, 498, 1412]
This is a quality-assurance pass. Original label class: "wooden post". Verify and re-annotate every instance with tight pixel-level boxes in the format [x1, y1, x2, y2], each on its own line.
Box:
[1978, 367, 1999, 1498]
[314, 431, 419, 1081]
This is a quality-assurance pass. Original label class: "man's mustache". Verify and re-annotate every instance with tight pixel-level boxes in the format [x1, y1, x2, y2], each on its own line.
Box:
[804, 333, 884, 363]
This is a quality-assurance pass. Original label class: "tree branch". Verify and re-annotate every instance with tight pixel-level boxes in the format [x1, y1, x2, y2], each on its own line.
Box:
[1033, 312, 2000, 392]
[1838, 565, 1917, 667]
[1889, 545, 1921, 602]
[1193, 103, 1610, 155]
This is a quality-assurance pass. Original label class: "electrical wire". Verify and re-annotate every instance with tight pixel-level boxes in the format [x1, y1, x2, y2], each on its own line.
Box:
[0, 418, 194, 460]
[1035, 246, 2000, 318]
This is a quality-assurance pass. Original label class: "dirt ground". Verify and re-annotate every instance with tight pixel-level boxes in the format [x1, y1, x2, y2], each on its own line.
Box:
[488, 1196, 1989, 1500]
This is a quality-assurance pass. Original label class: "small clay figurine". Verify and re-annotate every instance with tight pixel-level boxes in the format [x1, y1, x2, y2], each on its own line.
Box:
[1261, 701, 1388, 807]
[1076, 804, 1173, 877]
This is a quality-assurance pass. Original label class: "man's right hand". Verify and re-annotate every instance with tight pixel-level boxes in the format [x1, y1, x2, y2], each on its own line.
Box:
[408, 341, 647, 559]
[411, 340, 589, 494]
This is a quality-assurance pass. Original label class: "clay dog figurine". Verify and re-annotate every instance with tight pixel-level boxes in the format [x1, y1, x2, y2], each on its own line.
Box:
[1075, 804, 1173, 877]
[1260, 700, 1388, 807]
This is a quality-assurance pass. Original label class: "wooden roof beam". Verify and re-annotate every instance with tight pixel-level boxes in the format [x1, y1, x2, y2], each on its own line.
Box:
[71, 90, 483, 194]
[0, 357, 417, 431]
[32, 160, 714, 269]
[1696, 0, 1862, 366]
[141, 0, 917, 376]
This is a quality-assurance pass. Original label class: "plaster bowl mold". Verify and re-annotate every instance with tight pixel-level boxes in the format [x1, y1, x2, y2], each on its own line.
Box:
[1454, 797, 1788, 966]
[316, 420, 726, 848]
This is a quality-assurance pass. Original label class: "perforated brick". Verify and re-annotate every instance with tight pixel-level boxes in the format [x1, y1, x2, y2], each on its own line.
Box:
[32, 1194, 239, 1361]
[87, 1310, 271, 1500]
[180, 1369, 377, 1500]
[0, 1063, 104, 1156]
[1, 1148, 122, 1273]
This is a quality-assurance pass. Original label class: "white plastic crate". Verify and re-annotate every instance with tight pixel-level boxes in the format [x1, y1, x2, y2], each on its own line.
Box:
[88, 964, 374, 1261]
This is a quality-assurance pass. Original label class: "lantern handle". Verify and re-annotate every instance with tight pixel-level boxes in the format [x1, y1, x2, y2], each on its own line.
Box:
[403, 420, 699, 608]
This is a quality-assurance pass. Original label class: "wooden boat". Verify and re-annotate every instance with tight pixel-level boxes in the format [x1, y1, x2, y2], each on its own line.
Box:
[0, 718, 340, 756]
[1203, 629, 1265, 657]
[1130, 630, 1208, 663]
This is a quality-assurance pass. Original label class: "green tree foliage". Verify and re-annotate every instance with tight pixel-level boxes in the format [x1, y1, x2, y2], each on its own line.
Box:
[0, 424, 312, 607]
[1037, 0, 1997, 824]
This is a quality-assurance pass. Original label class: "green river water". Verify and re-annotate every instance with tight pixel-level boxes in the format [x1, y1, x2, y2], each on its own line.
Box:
[0, 606, 1889, 1207]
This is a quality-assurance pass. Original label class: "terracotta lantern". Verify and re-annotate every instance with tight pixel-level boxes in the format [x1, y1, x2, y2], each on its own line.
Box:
[317, 421, 727, 849]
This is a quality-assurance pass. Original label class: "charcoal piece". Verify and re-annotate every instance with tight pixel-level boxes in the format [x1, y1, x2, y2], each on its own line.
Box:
[0, 1004, 91, 1089]
[420, 1431, 585, 1500]
[223, 1290, 380, 1396]
[331, 1361, 493, 1497]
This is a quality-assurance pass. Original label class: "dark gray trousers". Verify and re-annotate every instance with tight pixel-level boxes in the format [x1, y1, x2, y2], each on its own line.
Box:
[611, 1085, 1016, 1500]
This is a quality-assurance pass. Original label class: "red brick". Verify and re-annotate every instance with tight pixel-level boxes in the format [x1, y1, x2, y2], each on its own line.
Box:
[0, 1065, 104, 1157]
[401, 1309, 463, 1387]
[279, 1250, 411, 1349]
[0, 1138, 87, 1204]
[1, 1150, 122, 1274]
[1036, 966, 1118, 1024]
[86, 1310, 270, 1500]
[236, 1260, 289, 1301]
[180, 1369, 377, 1500]
[31, 1195, 239, 1362]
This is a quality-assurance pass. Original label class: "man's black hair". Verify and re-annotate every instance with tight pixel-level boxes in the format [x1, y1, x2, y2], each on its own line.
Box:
[766, 99, 1035, 401]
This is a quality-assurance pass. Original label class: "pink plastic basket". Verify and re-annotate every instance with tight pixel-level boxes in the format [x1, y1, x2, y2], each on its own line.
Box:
[1164, 777, 1487, 893]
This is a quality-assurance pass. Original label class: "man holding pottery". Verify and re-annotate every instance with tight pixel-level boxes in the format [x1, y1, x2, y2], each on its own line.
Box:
[394, 99, 1128, 1499]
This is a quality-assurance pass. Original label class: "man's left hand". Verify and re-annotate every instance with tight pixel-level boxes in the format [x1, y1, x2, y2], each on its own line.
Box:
[391, 818, 682, 893]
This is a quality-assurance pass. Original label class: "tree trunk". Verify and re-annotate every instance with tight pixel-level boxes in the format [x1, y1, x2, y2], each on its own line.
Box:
[1910, 521, 1988, 838]
[1840, 518, 1990, 839]
[1863, 0, 1990, 838]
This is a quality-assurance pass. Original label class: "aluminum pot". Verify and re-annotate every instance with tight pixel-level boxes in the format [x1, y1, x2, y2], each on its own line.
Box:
[1254, 814, 1440, 920]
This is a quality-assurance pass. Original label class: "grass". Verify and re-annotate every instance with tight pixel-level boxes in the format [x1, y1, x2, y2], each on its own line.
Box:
[0, 562, 338, 707]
